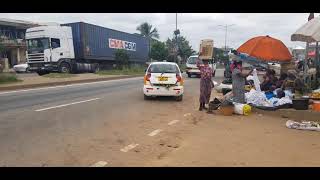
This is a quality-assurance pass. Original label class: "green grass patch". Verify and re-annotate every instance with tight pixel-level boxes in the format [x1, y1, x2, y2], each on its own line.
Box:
[96, 67, 145, 76]
[0, 73, 22, 84]
[43, 73, 77, 78]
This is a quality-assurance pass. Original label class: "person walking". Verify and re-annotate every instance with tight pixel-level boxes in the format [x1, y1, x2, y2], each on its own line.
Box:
[197, 55, 214, 111]
[231, 59, 253, 104]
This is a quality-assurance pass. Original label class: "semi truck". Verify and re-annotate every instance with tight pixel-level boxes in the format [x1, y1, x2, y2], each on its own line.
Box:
[26, 22, 149, 75]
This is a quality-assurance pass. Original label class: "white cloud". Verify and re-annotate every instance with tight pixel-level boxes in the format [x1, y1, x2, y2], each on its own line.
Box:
[0, 13, 311, 51]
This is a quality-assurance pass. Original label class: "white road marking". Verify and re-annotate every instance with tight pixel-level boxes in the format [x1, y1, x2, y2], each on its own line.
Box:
[120, 143, 139, 152]
[0, 77, 142, 95]
[35, 98, 100, 112]
[168, 120, 180, 126]
[90, 161, 108, 167]
[184, 113, 192, 117]
[148, 129, 163, 137]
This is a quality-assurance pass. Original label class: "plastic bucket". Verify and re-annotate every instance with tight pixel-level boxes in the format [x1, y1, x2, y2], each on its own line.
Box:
[292, 99, 309, 110]
[312, 101, 320, 112]
[220, 105, 234, 116]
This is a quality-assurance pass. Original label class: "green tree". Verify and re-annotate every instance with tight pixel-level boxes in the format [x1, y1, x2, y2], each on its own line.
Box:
[166, 36, 195, 64]
[136, 22, 160, 59]
[150, 41, 168, 61]
[114, 49, 129, 69]
[0, 43, 4, 58]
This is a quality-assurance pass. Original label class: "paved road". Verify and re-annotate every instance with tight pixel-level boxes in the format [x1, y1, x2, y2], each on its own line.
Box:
[0, 71, 224, 166]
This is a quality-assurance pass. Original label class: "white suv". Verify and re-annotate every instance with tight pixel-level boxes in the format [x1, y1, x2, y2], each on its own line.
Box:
[186, 55, 216, 78]
[143, 62, 184, 101]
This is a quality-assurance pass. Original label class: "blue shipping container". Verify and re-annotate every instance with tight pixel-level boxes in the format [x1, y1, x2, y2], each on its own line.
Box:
[62, 22, 149, 63]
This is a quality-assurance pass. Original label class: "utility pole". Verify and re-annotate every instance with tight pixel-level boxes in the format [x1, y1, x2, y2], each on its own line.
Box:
[174, 13, 180, 64]
[218, 24, 235, 53]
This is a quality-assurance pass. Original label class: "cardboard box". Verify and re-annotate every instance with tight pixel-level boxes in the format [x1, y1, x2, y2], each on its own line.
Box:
[199, 39, 214, 60]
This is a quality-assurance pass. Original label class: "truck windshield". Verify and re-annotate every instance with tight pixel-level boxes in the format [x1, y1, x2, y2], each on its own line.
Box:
[187, 57, 198, 64]
[27, 38, 50, 52]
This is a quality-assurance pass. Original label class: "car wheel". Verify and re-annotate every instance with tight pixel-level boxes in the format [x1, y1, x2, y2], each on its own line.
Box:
[59, 62, 71, 73]
[175, 95, 183, 101]
[144, 94, 150, 100]
[187, 73, 191, 78]
[26, 67, 30, 73]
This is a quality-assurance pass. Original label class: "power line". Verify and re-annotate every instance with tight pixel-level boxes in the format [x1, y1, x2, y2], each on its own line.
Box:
[218, 24, 235, 51]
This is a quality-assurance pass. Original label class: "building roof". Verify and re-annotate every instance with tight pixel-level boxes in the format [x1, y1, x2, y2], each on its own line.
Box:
[0, 18, 38, 29]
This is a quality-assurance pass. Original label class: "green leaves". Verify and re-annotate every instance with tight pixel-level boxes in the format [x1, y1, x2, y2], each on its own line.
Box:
[150, 41, 168, 61]
[114, 49, 130, 70]
[136, 22, 159, 39]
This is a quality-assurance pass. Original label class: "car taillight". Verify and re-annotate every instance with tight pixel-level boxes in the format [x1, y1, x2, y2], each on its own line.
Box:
[176, 74, 184, 85]
[144, 73, 151, 85]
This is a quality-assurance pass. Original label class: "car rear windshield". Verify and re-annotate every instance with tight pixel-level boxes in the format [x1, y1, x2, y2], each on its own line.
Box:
[148, 64, 180, 73]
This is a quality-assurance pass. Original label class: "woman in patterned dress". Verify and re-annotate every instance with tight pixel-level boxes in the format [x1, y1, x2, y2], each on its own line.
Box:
[196, 56, 214, 111]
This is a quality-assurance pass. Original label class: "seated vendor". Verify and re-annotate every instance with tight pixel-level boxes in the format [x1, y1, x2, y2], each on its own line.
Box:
[260, 69, 276, 92]
[281, 72, 296, 92]
[275, 73, 288, 88]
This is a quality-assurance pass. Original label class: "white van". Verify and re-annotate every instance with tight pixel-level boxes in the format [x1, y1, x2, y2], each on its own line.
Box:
[185, 55, 216, 78]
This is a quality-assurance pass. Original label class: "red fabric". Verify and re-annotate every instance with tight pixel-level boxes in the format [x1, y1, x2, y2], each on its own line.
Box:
[308, 51, 315, 57]
[237, 35, 292, 62]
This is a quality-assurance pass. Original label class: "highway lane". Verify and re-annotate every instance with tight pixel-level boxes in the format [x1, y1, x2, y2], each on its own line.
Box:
[0, 70, 224, 166]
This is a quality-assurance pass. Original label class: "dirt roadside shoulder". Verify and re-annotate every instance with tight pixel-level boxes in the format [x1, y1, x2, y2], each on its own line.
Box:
[0, 74, 142, 92]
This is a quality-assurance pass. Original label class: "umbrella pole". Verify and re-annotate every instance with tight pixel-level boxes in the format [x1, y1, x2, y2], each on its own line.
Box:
[316, 41, 320, 85]
[304, 42, 309, 84]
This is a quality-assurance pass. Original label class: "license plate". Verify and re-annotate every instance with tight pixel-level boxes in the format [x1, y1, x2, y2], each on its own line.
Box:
[158, 77, 168, 81]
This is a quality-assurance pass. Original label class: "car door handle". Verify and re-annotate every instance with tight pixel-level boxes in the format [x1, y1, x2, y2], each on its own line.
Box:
[60, 53, 63, 56]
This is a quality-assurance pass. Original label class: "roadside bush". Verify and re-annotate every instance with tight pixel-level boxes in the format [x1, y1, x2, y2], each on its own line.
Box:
[0, 73, 21, 84]
[114, 49, 129, 70]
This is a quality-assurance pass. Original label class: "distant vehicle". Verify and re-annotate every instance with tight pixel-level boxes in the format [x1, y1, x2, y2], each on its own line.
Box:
[13, 63, 29, 73]
[143, 62, 184, 101]
[186, 55, 216, 78]
[26, 22, 149, 76]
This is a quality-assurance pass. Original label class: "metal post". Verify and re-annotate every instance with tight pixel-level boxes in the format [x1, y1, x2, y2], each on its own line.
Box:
[225, 25, 227, 51]
[316, 41, 319, 78]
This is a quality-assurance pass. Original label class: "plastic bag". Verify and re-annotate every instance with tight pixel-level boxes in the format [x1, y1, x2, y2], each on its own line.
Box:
[252, 69, 261, 92]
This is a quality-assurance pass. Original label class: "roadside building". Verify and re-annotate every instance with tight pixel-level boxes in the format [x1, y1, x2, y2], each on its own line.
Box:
[0, 18, 38, 68]
[292, 46, 305, 61]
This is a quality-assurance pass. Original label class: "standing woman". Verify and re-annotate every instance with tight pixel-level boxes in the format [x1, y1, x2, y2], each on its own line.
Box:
[197, 56, 214, 111]
[232, 59, 253, 104]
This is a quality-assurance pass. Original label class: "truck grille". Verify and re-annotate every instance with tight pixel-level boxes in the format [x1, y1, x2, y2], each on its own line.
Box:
[28, 53, 45, 63]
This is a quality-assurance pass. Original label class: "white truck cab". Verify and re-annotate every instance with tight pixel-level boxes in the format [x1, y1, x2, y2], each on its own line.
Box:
[186, 55, 216, 78]
[26, 25, 75, 75]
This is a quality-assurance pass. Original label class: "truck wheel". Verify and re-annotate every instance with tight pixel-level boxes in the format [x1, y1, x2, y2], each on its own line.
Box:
[94, 64, 100, 73]
[37, 71, 48, 76]
[59, 62, 71, 73]
[175, 95, 183, 101]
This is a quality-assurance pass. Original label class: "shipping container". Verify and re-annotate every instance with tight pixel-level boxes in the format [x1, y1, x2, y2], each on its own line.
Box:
[62, 22, 149, 63]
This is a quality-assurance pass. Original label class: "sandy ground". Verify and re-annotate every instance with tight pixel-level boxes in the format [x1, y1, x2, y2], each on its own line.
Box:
[1, 70, 320, 167]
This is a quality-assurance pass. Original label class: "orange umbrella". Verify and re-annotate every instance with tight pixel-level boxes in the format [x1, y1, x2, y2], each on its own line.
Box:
[237, 35, 292, 63]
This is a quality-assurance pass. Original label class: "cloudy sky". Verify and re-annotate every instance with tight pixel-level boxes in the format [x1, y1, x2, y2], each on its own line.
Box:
[0, 13, 313, 51]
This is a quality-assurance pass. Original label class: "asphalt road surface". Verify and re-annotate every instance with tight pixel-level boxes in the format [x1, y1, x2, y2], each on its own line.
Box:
[0, 70, 224, 166]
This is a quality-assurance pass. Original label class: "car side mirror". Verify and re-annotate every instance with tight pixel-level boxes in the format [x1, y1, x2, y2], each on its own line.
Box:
[144, 69, 147, 72]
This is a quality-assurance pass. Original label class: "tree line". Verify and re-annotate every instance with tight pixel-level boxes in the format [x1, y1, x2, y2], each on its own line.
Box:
[115, 22, 196, 69]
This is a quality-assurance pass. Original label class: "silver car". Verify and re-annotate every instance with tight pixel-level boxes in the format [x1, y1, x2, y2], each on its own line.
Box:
[13, 63, 29, 73]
